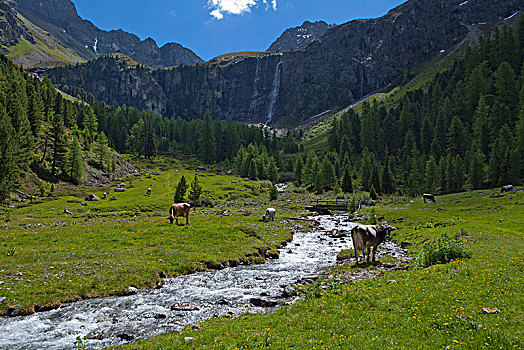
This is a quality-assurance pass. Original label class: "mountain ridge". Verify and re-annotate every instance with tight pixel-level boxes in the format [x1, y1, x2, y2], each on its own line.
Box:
[1, 0, 204, 68]
[46, 0, 523, 125]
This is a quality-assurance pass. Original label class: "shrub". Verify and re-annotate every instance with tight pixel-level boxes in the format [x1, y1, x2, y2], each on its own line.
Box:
[420, 233, 471, 267]
[269, 183, 278, 201]
[370, 184, 378, 200]
[348, 197, 357, 214]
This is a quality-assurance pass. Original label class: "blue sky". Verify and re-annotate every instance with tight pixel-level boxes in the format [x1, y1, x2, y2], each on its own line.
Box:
[72, 0, 407, 61]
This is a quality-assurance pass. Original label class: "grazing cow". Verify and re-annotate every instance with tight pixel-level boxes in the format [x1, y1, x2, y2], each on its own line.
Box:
[422, 193, 436, 203]
[501, 185, 513, 193]
[146, 188, 151, 196]
[350, 224, 396, 264]
[262, 208, 276, 222]
[168, 203, 191, 225]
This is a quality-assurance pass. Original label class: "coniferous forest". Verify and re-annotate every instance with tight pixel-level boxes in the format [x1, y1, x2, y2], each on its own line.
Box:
[316, 20, 524, 195]
[1, 20, 524, 202]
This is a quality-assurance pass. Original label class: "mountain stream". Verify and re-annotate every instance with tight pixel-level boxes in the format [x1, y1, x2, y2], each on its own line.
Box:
[0, 215, 405, 349]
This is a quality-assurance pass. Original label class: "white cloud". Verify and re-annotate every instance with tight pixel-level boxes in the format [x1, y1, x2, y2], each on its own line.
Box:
[208, 0, 277, 19]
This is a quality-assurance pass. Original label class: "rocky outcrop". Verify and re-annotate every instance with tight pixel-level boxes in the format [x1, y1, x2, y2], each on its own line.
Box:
[268, 21, 333, 52]
[10, 0, 203, 68]
[46, 0, 524, 125]
[0, 1, 28, 49]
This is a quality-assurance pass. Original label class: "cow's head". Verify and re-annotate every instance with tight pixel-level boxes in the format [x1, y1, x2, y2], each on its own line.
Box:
[379, 224, 397, 240]
[262, 215, 267, 222]
[168, 215, 174, 224]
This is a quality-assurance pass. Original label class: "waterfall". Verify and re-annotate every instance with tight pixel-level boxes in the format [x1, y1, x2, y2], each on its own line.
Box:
[267, 61, 282, 123]
[248, 57, 262, 117]
[359, 60, 364, 100]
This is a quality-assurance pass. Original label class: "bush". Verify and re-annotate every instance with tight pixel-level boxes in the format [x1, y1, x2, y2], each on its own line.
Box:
[420, 233, 471, 267]
[269, 183, 278, 201]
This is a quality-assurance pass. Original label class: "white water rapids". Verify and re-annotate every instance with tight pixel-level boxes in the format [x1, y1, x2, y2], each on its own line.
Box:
[0, 216, 362, 349]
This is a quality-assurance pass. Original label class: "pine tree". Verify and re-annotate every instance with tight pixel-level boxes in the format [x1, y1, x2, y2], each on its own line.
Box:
[96, 132, 109, 171]
[199, 111, 216, 163]
[424, 155, 438, 193]
[370, 160, 382, 194]
[447, 115, 467, 157]
[381, 157, 394, 195]
[83, 107, 98, 143]
[468, 149, 485, 189]
[142, 118, 157, 159]
[188, 175, 202, 205]
[267, 157, 279, 183]
[68, 136, 84, 184]
[321, 158, 336, 190]
[50, 114, 68, 178]
[174, 176, 189, 203]
[360, 148, 372, 191]
[341, 164, 353, 193]
[452, 155, 465, 192]
[269, 182, 278, 201]
[294, 155, 304, 185]
[0, 102, 18, 202]
[472, 96, 491, 156]
[369, 184, 378, 200]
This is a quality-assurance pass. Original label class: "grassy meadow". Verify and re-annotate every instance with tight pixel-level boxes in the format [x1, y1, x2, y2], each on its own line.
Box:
[111, 188, 523, 350]
[0, 156, 310, 316]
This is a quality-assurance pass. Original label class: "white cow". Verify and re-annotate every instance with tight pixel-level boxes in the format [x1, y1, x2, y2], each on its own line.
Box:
[262, 208, 276, 222]
[351, 224, 396, 264]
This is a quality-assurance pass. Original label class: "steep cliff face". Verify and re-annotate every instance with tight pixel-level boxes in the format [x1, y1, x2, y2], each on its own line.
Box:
[47, 0, 524, 125]
[10, 0, 203, 68]
[268, 21, 334, 52]
[0, 1, 27, 48]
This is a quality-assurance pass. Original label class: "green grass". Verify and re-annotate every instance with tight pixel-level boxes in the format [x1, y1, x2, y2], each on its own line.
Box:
[6, 37, 34, 58]
[110, 188, 524, 349]
[0, 156, 306, 315]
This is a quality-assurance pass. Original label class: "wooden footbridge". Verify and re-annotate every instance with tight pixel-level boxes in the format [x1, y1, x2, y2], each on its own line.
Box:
[305, 199, 353, 214]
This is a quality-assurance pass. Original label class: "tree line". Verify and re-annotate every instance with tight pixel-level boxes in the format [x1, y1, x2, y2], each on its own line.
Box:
[0, 55, 117, 201]
[320, 19, 524, 196]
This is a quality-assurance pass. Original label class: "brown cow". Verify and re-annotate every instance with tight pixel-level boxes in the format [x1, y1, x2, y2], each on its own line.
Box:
[168, 203, 191, 225]
[422, 193, 436, 203]
[350, 224, 396, 264]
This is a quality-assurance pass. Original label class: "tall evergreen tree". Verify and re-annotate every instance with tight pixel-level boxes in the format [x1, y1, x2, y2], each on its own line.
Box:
[50, 114, 68, 178]
[424, 155, 438, 193]
[294, 155, 304, 185]
[0, 102, 18, 202]
[341, 164, 353, 193]
[68, 136, 84, 184]
[174, 176, 189, 203]
[188, 175, 202, 205]
[96, 132, 109, 171]
[468, 149, 485, 189]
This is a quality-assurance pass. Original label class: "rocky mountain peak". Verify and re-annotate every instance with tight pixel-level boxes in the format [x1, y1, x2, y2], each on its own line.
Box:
[267, 20, 334, 52]
[7, 0, 203, 68]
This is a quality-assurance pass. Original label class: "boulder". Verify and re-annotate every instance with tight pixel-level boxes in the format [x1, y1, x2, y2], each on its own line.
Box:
[250, 298, 279, 307]
[85, 194, 100, 201]
[114, 188, 126, 192]
[170, 303, 200, 311]
[110, 196, 117, 201]
[6, 304, 20, 317]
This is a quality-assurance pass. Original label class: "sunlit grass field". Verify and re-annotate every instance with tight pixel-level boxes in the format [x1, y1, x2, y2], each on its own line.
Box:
[0, 157, 305, 316]
[112, 188, 523, 349]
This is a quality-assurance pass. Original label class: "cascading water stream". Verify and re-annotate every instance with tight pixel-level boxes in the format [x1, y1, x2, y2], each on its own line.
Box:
[0, 215, 408, 350]
[266, 60, 282, 123]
